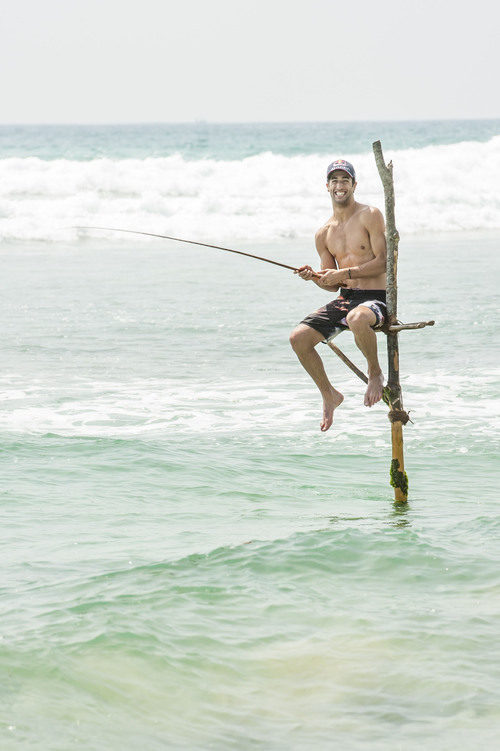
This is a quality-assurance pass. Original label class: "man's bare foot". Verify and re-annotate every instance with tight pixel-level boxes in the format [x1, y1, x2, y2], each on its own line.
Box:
[320, 388, 344, 431]
[364, 372, 384, 407]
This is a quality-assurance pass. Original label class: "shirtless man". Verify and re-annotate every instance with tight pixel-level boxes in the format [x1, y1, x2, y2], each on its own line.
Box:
[289, 159, 387, 432]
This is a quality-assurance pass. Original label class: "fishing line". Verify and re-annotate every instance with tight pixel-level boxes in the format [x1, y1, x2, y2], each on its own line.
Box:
[74, 226, 319, 276]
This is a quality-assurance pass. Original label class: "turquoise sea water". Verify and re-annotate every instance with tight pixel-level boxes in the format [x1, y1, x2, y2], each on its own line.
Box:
[1, 119, 500, 160]
[1, 122, 500, 749]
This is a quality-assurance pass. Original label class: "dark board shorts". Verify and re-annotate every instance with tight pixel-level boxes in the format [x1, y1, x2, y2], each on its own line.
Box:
[300, 288, 387, 340]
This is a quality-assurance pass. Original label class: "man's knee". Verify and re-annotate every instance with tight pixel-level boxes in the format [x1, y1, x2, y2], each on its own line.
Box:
[289, 326, 305, 351]
[346, 307, 376, 331]
[289, 325, 321, 352]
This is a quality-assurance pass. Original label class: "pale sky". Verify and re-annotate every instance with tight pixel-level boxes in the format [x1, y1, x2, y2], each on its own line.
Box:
[1, 0, 498, 123]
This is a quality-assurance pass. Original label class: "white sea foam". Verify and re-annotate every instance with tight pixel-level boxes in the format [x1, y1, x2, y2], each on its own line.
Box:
[0, 136, 499, 242]
[0, 370, 498, 448]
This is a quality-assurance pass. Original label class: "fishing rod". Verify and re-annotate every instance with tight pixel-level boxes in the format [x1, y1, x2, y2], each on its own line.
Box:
[74, 226, 320, 277]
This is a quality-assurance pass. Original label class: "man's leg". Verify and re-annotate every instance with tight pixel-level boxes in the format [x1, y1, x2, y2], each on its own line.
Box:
[289, 323, 344, 431]
[345, 307, 384, 407]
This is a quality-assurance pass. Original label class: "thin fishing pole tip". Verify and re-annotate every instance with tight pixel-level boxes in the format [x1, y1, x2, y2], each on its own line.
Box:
[75, 226, 300, 274]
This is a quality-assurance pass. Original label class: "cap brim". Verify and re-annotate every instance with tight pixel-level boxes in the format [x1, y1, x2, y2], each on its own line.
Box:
[327, 168, 353, 179]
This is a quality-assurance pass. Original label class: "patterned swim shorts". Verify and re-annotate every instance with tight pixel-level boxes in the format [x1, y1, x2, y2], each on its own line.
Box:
[300, 288, 387, 340]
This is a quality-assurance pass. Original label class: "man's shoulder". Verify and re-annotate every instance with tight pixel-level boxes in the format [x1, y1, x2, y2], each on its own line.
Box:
[356, 203, 384, 227]
[355, 202, 382, 216]
[315, 221, 332, 242]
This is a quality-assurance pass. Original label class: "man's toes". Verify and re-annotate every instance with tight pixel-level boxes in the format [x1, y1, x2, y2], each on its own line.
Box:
[321, 414, 332, 431]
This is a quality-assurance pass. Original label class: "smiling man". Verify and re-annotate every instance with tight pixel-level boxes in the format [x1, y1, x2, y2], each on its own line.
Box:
[289, 159, 387, 432]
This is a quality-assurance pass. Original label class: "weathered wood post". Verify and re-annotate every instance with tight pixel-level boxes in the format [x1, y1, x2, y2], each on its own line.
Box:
[372, 140, 408, 503]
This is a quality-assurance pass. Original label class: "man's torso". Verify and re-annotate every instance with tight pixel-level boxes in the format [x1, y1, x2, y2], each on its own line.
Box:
[318, 203, 386, 290]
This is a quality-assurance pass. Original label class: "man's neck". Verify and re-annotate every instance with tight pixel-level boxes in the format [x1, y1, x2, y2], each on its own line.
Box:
[332, 198, 358, 223]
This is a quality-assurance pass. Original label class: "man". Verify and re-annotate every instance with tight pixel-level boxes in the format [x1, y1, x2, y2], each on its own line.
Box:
[289, 159, 387, 432]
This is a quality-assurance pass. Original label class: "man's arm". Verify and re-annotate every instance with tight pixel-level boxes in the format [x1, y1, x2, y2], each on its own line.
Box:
[296, 226, 341, 289]
[315, 226, 337, 271]
[318, 208, 387, 286]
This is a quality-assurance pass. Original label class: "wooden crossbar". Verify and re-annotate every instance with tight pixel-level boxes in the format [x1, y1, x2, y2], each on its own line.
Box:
[386, 320, 435, 332]
[324, 318, 434, 389]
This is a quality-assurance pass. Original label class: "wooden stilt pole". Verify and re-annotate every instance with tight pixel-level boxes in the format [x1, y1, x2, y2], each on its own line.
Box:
[372, 141, 408, 503]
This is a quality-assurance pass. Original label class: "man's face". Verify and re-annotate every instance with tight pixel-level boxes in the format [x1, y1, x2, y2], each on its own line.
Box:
[326, 170, 356, 204]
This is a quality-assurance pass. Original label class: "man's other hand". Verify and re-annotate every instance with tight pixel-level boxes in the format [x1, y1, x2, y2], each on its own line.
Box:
[316, 269, 345, 287]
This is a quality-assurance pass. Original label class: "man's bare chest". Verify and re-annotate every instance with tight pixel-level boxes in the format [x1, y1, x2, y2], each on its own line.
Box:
[325, 222, 372, 262]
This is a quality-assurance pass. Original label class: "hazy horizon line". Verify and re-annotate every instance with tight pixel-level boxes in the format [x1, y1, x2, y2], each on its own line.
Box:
[1, 116, 499, 128]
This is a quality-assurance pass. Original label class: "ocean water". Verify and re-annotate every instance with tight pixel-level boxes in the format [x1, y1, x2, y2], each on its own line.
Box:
[1, 121, 500, 750]
[1, 119, 500, 243]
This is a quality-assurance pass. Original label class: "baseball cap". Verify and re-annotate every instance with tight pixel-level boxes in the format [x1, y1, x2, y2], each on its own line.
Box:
[326, 159, 356, 182]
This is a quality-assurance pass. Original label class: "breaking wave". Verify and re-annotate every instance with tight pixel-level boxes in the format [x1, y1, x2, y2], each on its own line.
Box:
[0, 135, 499, 242]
